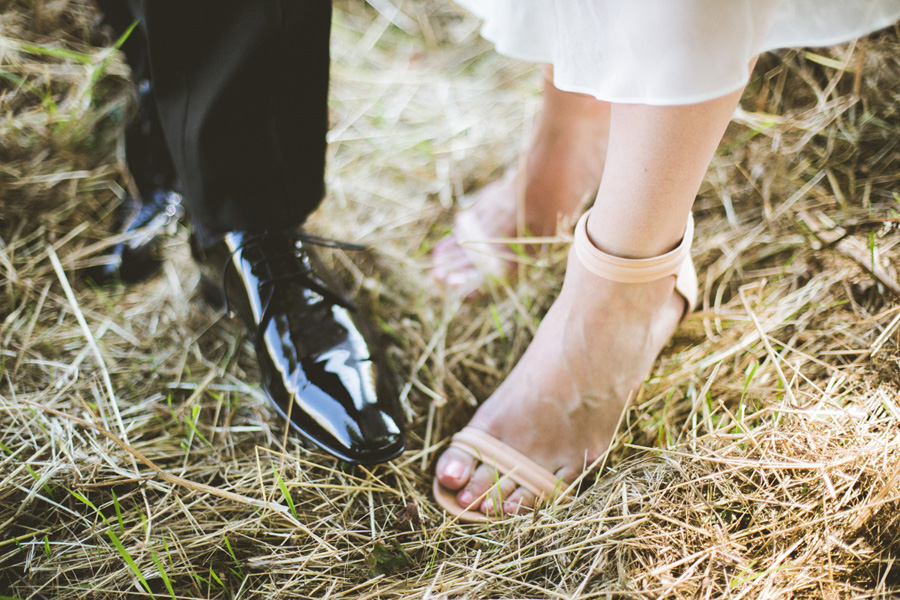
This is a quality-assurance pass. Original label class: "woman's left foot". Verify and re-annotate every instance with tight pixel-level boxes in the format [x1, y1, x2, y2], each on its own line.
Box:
[434, 248, 687, 517]
[429, 69, 610, 295]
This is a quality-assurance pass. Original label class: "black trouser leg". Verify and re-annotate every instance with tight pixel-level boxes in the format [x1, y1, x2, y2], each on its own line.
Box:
[97, 0, 178, 197]
[97, 0, 332, 246]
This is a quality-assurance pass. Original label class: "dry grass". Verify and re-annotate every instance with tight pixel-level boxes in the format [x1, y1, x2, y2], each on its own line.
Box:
[2, 0, 900, 598]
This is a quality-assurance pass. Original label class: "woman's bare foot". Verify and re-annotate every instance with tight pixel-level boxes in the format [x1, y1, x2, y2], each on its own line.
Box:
[429, 68, 610, 294]
[434, 248, 687, 516]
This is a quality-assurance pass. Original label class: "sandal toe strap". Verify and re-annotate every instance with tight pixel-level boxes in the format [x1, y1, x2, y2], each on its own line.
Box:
[450, 427, 564, 499]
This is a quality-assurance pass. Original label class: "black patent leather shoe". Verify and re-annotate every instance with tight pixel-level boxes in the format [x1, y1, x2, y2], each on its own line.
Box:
[193, 230, 405, 465]
[88, 78, 183, 285]
[86, 187, 183, 285]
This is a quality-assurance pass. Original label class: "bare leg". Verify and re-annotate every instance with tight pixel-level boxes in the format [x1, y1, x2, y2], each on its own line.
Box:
[435, 85, 745, 517]
[429, 66, 610, 292]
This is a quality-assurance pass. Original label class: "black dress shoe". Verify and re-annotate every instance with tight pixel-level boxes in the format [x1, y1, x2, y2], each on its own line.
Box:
[86, 188, 183, 285]
[87, 79, 182, 285]
[193, 230, 405, 465]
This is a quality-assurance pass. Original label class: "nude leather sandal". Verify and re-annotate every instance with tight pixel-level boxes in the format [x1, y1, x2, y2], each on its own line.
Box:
[433, 209, 697, 523]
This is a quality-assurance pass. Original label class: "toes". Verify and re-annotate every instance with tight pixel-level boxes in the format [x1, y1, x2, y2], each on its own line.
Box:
[504, 467, 574, 515]
[458, 463, 509, 512]
[480, 475, 517, 517]
[502, 487, 536, 516]
[429, 239, 480, 288]
[444, 270, 480, 293]
[431, 236, 468, 267]
[431, 236, 464, 260]
[436, 448, 518, 516]
[436, 447, 475, 492]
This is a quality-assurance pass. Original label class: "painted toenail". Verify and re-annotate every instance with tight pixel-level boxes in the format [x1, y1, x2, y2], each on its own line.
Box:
[443, 461, 465, 482]
[458, 491, 474, 507]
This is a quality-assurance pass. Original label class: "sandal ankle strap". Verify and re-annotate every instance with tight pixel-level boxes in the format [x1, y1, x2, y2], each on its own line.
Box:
[573, 210, 694, 283]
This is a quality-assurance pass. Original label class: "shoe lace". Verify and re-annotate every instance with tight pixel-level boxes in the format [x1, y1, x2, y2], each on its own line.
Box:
[219, 231, 366, 347]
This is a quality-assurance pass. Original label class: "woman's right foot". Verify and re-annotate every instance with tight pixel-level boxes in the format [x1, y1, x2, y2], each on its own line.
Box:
[429, 67, 611, 295]
[434, 240, 690, 518]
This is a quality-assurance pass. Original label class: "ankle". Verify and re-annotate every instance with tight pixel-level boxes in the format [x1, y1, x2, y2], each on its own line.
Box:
[570, 209, 697, 316]
[564, 253, 677, 310]
[583, 210, 687, 260]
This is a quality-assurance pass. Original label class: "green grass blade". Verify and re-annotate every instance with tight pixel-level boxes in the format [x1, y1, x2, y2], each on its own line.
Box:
[107, 530, 152, 596]
[161, 533, 174, 564]
[184, 405, 210, 447]
[19, 43, 93, 64]
[272, 466, 298, 519]
[150, 548, 177, 600]
[70, 490, 113, 530]
[870, 231, 877, 274]
[740, 360, 759, 404]
[112, 21, 138, 51]
[111, 489, 124, 534]
[224, 536, 242, 576]
[489, 304, 505, 340]
[25, 464, 54, 499]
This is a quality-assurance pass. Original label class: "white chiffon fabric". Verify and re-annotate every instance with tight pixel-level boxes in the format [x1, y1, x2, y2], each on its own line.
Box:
[456, 0, 900, 105]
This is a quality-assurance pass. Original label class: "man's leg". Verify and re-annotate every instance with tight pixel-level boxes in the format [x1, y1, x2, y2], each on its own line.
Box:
[131, 0, 331, 245]
[90, 0, 181, 284]
[96, 0, 405, 464]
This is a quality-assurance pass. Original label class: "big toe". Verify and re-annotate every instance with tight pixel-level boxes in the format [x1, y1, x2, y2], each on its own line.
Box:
[436, 447, 476, 491]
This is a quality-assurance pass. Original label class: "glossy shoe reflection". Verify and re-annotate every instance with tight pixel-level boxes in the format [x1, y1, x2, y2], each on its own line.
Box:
[194, 231, 405, 465]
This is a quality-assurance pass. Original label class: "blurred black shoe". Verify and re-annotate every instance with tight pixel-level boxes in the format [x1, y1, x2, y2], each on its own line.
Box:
[192, 230, 406, 465]
[87, 79, 182, 285]
[86, 188, 183, 285]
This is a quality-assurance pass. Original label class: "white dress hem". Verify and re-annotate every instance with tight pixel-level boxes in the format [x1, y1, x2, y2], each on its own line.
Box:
[464, 1, 900, 105]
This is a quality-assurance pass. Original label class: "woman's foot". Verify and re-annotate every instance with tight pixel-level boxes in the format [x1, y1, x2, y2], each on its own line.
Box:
[434, 246, 688, 517]
[429, 69, 610, 294]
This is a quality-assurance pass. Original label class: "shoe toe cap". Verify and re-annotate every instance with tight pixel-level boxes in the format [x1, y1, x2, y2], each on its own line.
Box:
[260, 325, 405, 464]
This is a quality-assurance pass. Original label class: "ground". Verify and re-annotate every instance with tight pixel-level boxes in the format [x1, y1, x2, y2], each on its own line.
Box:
[2, 1, 900, 598]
